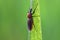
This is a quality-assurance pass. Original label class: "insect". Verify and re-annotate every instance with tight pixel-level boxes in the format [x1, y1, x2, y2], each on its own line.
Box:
[27, 4, 38, 31]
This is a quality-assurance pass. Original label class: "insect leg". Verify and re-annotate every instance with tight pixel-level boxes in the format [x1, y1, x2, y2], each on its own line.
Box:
[33, 23, 37, 32]
[32, 15, 40, 17]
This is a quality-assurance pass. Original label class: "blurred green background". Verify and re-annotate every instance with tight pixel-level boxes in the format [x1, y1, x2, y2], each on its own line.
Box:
[40, 0, 60, 40]
[0, 0, 60, 40]
[0, 0, 30, 40]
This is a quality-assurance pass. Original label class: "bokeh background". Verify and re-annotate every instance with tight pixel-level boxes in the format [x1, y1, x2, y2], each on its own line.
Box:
[0, 0, 60, 40]
[0, 0, 29, 40]
[40, 0, 60, 40]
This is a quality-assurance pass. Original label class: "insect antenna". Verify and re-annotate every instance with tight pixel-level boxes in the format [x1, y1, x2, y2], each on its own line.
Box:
[32, 3, 38, 15]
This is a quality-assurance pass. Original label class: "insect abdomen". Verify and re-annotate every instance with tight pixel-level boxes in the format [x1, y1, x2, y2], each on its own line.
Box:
[28, 19, 33, 31]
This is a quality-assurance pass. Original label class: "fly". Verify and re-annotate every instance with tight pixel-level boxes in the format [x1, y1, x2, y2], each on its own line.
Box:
[27, 3, 38, 31]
